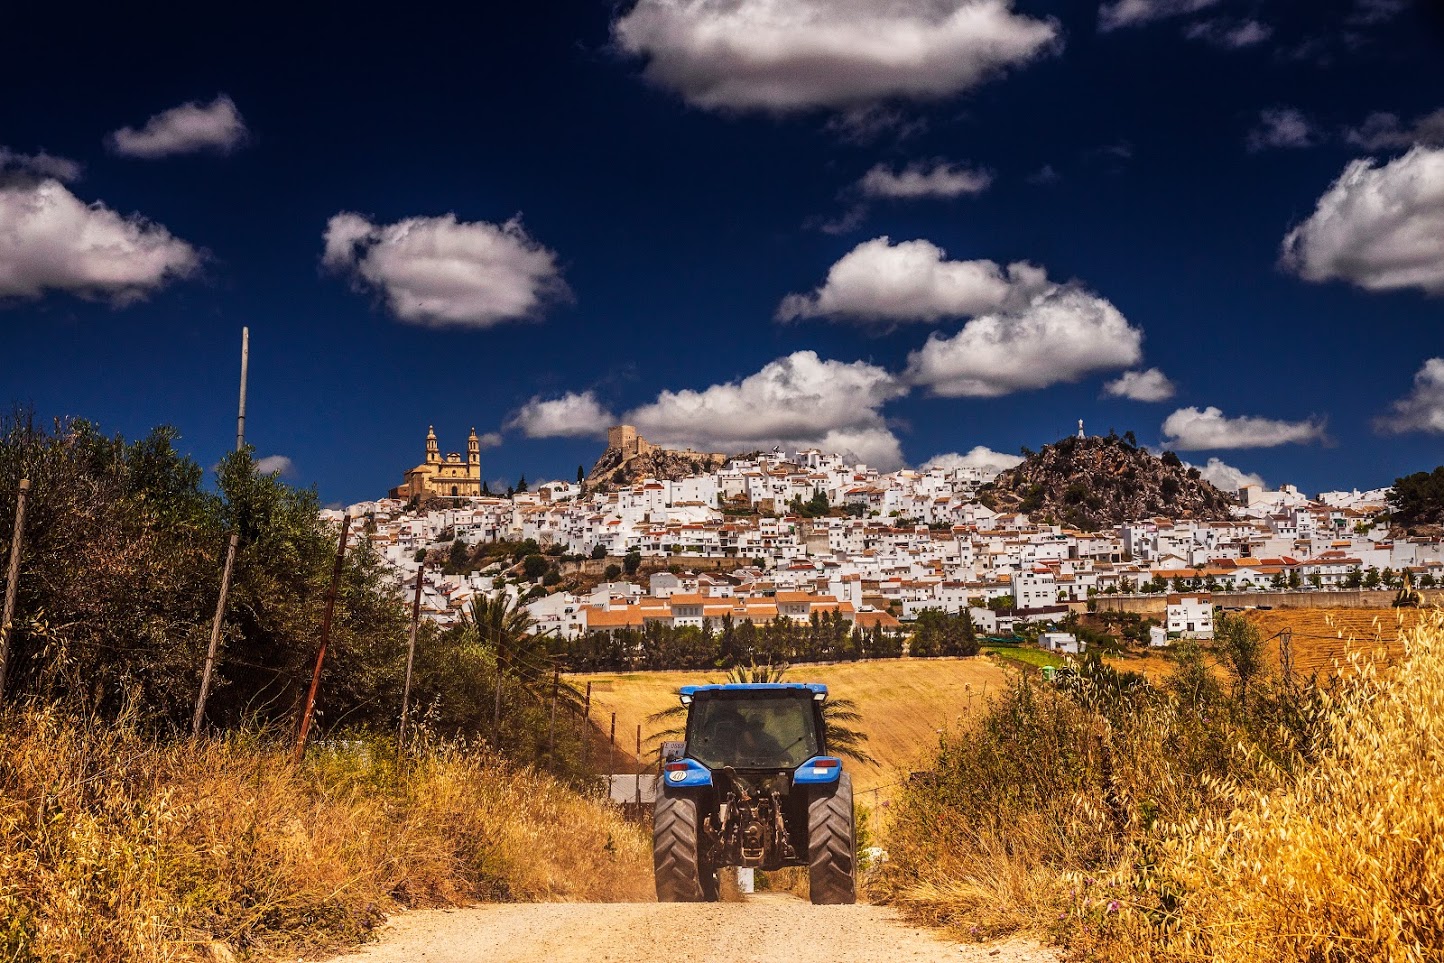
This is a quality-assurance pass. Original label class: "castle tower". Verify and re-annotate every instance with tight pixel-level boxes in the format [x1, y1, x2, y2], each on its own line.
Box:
[426, 425, 440, 465]
[467, 427, 480, 467]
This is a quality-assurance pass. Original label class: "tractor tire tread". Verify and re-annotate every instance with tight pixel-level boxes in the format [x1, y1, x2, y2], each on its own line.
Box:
[807, 773, 857, 905]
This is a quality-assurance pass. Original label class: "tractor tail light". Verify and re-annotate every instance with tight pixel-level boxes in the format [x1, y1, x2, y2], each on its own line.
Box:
[664, 762, 690, 772]
[813, 759, 839, 768]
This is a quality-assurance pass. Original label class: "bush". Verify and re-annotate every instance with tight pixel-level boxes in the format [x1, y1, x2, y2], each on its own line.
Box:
[604, 564, 622, 581]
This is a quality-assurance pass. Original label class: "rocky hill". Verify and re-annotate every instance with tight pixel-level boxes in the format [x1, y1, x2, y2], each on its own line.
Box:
[979, 434, 1235, 531]
[585, 444, 731, 491]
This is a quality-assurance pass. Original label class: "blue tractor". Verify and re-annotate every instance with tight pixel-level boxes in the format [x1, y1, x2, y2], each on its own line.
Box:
[653, 683, 856, 904]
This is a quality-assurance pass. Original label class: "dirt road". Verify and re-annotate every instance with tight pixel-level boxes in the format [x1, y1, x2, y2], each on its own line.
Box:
[324, 894, 1058, 963]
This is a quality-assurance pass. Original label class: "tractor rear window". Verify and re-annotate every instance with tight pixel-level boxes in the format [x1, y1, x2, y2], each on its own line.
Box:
[687, 695, 819, 770]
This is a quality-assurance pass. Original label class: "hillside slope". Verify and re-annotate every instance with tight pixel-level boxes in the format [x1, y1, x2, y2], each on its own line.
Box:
[585, 444, 731, 491]
[980, 434, 1234, 531]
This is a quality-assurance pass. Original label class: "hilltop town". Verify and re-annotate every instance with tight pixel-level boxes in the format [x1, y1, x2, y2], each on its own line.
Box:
[323, 425, 1436, 645]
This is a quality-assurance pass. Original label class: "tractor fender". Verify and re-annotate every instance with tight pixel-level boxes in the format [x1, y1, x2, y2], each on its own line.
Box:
[662, 756, 713, 788]
[792, 755, 843, 786]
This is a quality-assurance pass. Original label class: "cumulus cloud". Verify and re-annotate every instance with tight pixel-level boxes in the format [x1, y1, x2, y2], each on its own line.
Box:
[0, 179, 200, 304]
[624, 350, 908, 467]
[0, 147, 82, 183]
[1375, 358, 1444, 434]
[1161, 406, 1325, 450]
[1104, 368, 1176, 402]
[107, 95, 248, 159]
[1184, 18, 1272, 48]
[322, 212, 570, 328]
[920, 446, 1023, 474]
[1099, 0, 1219, 31]
[777, 237, 1048, 324]
[1344, 107, 1444, 150]
[1247, 108, 1317, 151]
[905, 287, 1144, 397]
[1281, 146, 1444, 295]
[858, 161, 992, 199]
[612, 0, 1060, 113]
[475, 431, 504, 449]
[254, 455, 294, 475]
[507, 392, 616, 439]
[1189, 457, 1266, 491]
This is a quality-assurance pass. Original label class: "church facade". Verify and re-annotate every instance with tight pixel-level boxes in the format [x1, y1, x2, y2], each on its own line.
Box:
[391, 426, 483, 501]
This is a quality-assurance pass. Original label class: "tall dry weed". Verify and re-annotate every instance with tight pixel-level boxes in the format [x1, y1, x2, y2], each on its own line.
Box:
[0, 711, 651, 963]
[1109, 611, 1444, 962]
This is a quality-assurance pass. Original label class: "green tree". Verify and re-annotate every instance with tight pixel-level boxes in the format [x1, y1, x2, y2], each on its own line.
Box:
[1214, 612, 1266, 705]
[623, 549, 642, 576]
[604, 563, 622, 581]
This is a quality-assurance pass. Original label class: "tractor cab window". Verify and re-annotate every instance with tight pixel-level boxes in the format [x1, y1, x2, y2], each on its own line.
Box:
[687, 695, 819, 770]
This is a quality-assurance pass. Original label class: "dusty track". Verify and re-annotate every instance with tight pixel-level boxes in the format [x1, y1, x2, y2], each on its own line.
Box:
[323, 894, 1059, 963]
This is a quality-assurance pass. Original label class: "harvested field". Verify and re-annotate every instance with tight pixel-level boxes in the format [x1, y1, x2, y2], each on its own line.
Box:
[573, 657, 1012, 799]
[1242, 606, 1432, 678]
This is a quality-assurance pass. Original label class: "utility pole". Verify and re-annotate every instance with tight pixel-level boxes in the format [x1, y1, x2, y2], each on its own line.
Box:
[398, 563, 425, 753]
[0, 478, 31, 702]
[547, 670, 559, 754]
[193, 327, 249, 736]
[293, 515, 351, 763]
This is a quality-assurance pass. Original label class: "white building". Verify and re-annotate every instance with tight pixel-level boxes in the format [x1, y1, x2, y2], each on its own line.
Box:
[1166, 594, 1214, 640]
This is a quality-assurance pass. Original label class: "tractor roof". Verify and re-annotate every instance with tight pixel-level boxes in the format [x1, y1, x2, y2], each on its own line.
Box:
[679, 683, 827, 699]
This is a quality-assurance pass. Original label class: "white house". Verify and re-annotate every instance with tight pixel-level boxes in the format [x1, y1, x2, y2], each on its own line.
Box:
[1040, 631, 1083, 654]
[1166, 594, 1214, 640]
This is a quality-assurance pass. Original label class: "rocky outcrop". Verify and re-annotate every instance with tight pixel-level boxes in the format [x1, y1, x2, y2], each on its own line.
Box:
[585, 444, 730, 491]
[979, 435, 1235, 531]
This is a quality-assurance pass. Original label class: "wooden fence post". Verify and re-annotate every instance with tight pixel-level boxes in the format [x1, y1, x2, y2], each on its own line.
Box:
[0, 479, 30, 702]
[293, 515, 351, 763]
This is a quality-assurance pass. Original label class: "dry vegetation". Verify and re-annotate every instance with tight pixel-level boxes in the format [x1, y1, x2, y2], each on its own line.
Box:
[0, 709, 652, 963]
[880, 611, 1444, 962]
[1243, 606, 1430, 677]
[576, 656, 1012, 796]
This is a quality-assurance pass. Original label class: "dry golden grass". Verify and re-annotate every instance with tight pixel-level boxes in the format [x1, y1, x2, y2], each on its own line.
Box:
[1117, 610, 1444, 962]
[1244, 606, 1429, 677]
[575, 656, 1012, 797]
[0, 710, 652, 963]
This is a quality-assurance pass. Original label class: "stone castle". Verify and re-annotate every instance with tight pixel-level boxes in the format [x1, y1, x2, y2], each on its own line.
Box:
[607, 424, 658, 458]
[391, 426, 483, 501]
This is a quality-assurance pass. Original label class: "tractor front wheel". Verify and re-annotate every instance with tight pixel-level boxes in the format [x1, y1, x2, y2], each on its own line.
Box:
[653, 790, 718, 902]
[807, 774, 856, 905]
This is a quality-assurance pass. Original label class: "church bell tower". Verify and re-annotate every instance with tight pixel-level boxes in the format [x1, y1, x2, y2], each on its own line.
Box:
[426, 425, 440, 465]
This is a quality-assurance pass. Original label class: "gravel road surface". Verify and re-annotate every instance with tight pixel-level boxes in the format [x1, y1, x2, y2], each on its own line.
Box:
[323, 894, 1059, 963]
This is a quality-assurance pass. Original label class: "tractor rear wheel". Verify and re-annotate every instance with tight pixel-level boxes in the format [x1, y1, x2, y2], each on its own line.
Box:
[807, 773, 856, 905]
[653, 791, 717, 902]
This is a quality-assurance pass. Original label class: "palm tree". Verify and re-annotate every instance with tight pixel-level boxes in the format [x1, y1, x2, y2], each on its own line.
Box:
[463, 593, 583, 736]
[646, 662, 875, 765]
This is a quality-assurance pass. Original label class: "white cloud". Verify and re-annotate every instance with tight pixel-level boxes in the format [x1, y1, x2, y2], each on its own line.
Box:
[254, 455, 294, 475]
[857, 161, 992, 199]
[107, 95, 248, 159]
[624, 350, 908, 467]
[905, 286, 1144, 397]
[1184, 18, 1272, 48]
[920, 446, 1023, 474]
[1104, 367, 1176, 402]
[0, 179, 200, 304]
[323, 212, 570, 328]
[1349, 0, 1407, 25]
[612, 0, 1060, 113]
[777, 237, 1049, 324]
[1344, 108, 1444, 150]
[1099, 0, 1219, 31]
[1189, 457, 1266, 491]
[1281, 146, 1444, 295]
[1161, 406, 1325, 450]
[1375, 358, 1444, 434]
[507, 392, 616, 439]
[0, 147, 82, 183]
[1247, 108, 1317, 151]
[475, 431, 504, 449]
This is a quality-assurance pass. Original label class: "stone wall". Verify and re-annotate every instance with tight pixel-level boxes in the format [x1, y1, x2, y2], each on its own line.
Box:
[1092, 589, 1444, 616]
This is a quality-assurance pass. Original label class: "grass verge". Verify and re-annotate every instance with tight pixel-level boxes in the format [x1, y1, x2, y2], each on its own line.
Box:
[0, 709, 652, 962]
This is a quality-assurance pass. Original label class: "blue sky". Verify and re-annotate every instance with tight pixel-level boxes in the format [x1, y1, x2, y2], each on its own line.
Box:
[2, 0, 1442, 505]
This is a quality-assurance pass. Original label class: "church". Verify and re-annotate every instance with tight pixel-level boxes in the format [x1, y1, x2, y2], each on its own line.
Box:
[390, 426, 483, 500]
